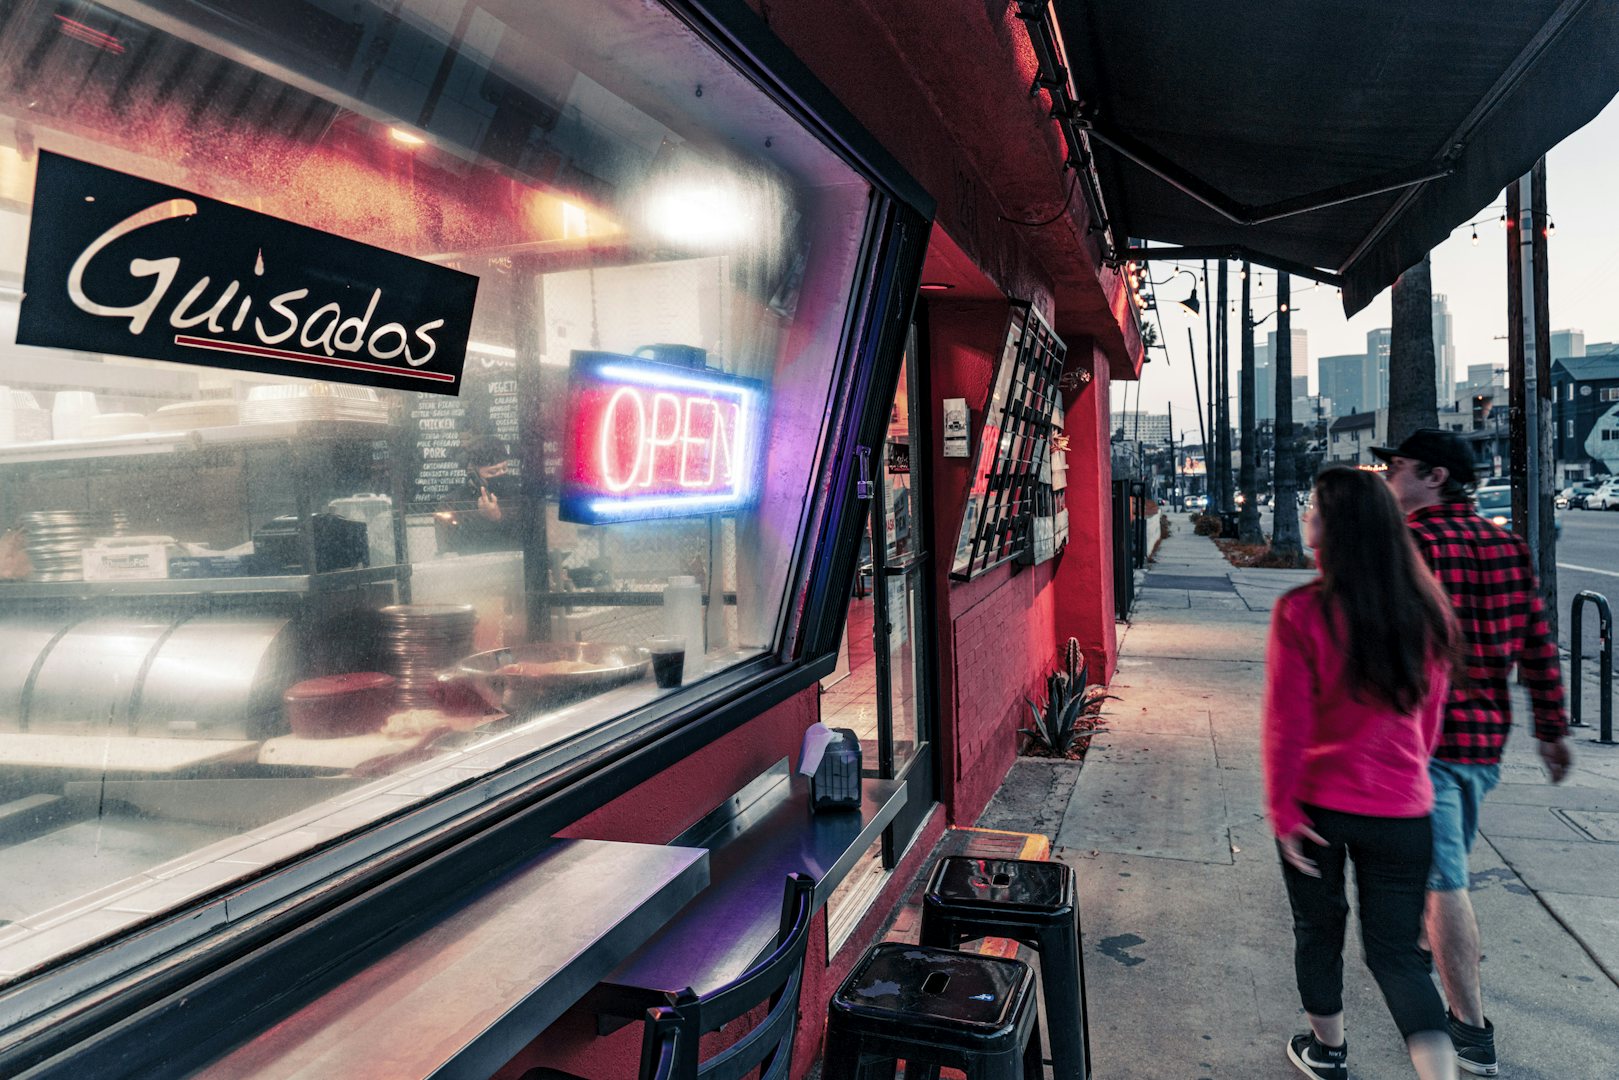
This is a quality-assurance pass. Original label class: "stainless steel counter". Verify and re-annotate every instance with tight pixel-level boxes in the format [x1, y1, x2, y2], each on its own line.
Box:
[187, 839, 708, 1080]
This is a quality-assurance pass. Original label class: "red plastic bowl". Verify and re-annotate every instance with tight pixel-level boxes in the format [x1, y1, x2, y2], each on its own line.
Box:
[283, 672, 397, 739]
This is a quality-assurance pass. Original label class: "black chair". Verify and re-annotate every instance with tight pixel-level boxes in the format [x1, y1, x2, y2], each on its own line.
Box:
[920, 856, 1090, 1080]
[524, 872, 814, 1080]
[823, 941, 1042, 1080]
[638, 1007, 682, 1080]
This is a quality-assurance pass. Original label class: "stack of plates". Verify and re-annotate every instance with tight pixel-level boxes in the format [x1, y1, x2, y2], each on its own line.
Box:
[151, 400, 240, 432]
[23, 511, 112, 581]
[241, 383, 391, 426]
[378, 604, 477, 707]
[82, 413, 151, 438]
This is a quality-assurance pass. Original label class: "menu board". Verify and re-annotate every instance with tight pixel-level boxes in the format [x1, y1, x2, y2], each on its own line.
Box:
[408, 354, 519, 508]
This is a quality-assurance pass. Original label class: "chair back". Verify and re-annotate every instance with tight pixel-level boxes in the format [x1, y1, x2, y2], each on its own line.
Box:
[658, 873, 815, 1080]
[637, 1007, 682, 1080]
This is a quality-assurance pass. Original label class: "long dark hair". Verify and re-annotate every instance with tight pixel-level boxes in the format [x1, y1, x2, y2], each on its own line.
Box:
[1312, 466, 1460, 713]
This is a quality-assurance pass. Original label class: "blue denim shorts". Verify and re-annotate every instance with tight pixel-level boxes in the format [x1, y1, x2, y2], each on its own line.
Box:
[1427, 759, 1501, 891]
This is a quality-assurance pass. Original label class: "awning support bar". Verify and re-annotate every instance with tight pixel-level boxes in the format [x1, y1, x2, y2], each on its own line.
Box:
[1120, 244, 1345, 290]
[1078, 121, 1453, 226]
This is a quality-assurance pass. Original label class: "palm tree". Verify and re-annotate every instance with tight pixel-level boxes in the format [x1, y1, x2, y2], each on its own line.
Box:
[1387, 254, 1438, 443]
[1271, 273, 1303, 559]
[1238, 262, 1263, 543]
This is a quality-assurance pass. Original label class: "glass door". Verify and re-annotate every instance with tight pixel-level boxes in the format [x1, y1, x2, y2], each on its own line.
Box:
[869, 324, 935, 863]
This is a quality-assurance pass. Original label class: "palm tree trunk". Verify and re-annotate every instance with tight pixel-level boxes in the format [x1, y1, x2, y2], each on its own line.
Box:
[1271, 274, 1303, 558]
[1388, 254, 1438, 443]
[1238, 262, 1263, 543]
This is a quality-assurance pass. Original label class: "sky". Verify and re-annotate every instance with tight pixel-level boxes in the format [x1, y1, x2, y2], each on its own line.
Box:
[1114, 91, 1619, 441]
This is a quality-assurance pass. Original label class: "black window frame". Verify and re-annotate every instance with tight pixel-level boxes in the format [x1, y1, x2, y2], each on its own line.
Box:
[0, 1, 933, 1074]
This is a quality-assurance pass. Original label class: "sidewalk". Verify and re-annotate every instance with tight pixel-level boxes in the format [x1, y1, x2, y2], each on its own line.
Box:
[981, 522, 1619, 1079]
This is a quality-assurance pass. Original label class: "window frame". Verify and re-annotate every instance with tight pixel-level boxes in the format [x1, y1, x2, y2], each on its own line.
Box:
[0, 0, 933, 1072]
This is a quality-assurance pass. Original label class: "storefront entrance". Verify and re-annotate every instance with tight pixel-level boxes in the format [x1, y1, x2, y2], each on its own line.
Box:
[823, 323, 937, 945]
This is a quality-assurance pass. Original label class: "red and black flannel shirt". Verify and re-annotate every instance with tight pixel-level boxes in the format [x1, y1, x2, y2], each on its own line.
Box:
[1407, 501, 1567, 764]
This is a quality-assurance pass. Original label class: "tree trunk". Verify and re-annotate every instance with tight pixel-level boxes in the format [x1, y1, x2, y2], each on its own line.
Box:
[1271, 274, 1303, 559]
[1238, 262, 1263, 543]
[1217, 262, 1233, 515]
[1387, 254, 1438, 444]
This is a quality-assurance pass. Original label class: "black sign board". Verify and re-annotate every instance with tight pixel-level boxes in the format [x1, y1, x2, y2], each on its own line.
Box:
[16, 152, 478, 396]
[408, 352, 521, 507]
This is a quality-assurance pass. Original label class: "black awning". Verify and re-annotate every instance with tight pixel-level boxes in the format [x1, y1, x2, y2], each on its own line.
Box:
[1055, 0, 1619, 313]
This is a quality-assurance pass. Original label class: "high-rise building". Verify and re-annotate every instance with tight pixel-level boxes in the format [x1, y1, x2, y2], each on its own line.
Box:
[1319, 353, 1369, 416]
[1367, 328, 1391, 410]
[1110, 411, 1174, 445]
[1551, 329, 1585, 360]
[1257, 328, 1308, 421]
[1432, 294, 1456, 407]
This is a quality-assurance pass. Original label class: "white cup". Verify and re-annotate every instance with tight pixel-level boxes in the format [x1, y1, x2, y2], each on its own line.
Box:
[51, 391, 101, 439]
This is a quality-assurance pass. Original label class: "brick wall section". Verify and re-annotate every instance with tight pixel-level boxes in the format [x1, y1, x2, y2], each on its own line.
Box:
[948, 562, 1057, 821]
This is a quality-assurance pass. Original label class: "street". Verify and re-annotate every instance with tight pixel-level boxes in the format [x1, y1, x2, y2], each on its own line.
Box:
[1556, 508, 1619, 665]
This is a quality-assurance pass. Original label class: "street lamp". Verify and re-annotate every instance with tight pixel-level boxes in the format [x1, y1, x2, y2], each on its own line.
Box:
[1142, 267, 1202, 314]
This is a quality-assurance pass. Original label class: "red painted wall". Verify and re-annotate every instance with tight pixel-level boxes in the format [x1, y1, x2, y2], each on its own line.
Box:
[1053, 343, 1120, 680]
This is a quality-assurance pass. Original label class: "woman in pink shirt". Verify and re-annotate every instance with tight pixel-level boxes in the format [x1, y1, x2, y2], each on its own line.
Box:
[1264, 466, 1460, 1080]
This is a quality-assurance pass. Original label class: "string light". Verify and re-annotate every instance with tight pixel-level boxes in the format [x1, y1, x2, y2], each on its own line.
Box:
[1471, 228, 1479, 245]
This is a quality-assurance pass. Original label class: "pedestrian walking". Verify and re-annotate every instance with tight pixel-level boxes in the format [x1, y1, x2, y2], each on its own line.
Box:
[1374, 428, 1572, 1076]
[1263, 466, 1461, 1080]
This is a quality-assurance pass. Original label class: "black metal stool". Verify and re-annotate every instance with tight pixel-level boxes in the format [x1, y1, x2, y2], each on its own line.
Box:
[823, 942, 1042, 1080]
[921, 857, 1091, 1080]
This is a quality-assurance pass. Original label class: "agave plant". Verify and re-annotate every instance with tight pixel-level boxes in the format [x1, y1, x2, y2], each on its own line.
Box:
[1020, 638, 1115, 757]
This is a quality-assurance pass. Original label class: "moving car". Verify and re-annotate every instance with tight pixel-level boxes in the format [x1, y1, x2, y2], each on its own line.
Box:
[1475, 486, 1564, 536]
[1185, 493, 1208, 512]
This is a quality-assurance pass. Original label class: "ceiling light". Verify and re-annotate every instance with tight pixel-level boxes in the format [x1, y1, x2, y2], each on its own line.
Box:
[919, 282, 955, 291]
[390, 127, 426, 147]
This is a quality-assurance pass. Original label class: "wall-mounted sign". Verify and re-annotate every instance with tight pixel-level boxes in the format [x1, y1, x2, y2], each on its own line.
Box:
[16, 152, 478, 396]
[558, 351, 762, 524]
[942, 397, 970, 457]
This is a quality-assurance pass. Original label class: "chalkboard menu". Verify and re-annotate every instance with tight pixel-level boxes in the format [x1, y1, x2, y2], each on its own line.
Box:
[408, 353, 519, 508]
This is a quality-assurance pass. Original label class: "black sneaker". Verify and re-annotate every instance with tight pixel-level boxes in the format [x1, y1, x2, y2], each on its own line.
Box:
[1287, 1032, 1348, 1079]
[1448, 1012, 1497, 1076]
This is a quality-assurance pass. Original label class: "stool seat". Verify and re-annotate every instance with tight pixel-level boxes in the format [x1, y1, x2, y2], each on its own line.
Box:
[832, 943, 1034, 1048]
[824, 943, 1043, 1079]
[925, 856, 1073, 919]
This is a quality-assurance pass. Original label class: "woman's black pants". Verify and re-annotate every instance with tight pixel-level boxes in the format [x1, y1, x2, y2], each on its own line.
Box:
[1278, 806, 1448, 1039]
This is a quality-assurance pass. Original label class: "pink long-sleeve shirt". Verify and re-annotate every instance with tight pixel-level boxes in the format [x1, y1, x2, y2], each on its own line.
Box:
[1262, 582, 1449, 838]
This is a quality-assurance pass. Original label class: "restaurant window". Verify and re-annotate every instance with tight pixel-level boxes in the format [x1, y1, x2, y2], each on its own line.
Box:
[0, 0, 871, 984]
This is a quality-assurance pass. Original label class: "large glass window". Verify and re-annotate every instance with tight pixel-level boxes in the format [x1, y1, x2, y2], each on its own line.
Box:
[0, 0, 870, 984]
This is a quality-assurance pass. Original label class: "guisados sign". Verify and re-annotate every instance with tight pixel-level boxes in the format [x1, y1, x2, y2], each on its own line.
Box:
[559, 351, 763, 524]
[17, 152, 478, 396]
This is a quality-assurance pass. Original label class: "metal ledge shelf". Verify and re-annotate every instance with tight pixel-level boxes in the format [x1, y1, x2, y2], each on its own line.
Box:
[0, 419, 396, 467]
[0, 565, 404, 599]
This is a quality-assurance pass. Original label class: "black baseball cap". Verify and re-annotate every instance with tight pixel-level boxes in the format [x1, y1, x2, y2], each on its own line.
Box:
[1369, 428, 1478, 484]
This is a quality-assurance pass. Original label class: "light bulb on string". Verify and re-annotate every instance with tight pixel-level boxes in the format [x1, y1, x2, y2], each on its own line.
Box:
[1471, 228, 1479, 245]
[1548, 219, 1557, 236]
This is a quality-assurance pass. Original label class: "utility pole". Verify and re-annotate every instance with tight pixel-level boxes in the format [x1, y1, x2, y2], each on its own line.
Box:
[1168, 401, 1177, 510]
[1203, 261, 1215, 509]
[1507, 159, 1558, 635]
[1272, 273, 1303, 558]
[1217, 261, 1233, 518]
[1238, 261, 1262, 543]
[1187, 327, 1207, 474]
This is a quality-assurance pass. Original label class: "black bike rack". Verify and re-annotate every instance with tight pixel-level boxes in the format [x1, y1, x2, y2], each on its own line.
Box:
[1570, 590, 1615, 745]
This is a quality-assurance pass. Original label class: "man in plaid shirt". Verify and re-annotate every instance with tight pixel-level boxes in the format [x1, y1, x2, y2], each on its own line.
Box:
[1375, 428, 1572, 1076]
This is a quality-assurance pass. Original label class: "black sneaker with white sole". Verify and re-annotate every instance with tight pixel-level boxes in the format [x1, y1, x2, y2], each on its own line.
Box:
[1287, 1032, 1348, 1079]
[1448, 1012, 1498, 1076]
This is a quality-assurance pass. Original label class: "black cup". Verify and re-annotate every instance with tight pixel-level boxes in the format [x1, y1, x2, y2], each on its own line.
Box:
[647, 636, 685, 688]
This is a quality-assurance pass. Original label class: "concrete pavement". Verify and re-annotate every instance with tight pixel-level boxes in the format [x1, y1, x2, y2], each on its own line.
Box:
[981, 519, 1619, 1079]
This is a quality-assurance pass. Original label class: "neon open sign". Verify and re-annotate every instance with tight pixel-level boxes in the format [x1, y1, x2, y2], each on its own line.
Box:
[559, 351, 763, 524]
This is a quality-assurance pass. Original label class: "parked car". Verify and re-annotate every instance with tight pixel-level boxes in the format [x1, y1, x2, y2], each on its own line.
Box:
[1568, 481, 1601, 509]
[1591, 480, 1619, 511]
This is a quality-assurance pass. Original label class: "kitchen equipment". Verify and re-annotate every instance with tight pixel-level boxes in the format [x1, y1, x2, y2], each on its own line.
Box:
[0, 617, 76, 732]
[252, 513, 369, 574]
[282, 672, 396, 739]
[449, 642, 650, 715]
[23, 510, 113, 582]
[150, 400, 240, 431]
[326, 493, 396, 568]
[378, 604, 477, 708]
[135, 615, 297, 740]
[409, 551, 525, 651]
[81, 536, 176, 582]
[50, 390, 99, 439]
[241, 382, 391, 425]
[24, 617, 173, 736]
